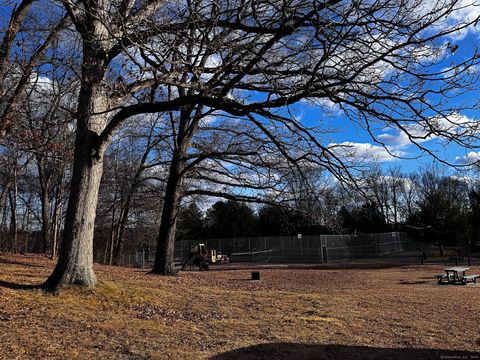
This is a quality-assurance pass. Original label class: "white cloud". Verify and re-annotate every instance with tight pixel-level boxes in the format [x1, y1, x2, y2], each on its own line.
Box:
[455, 151, 480, 165]
[29, 73, 53, 93]
[420, 0, 480, 39]
[431, 112, 477, 133]
[328, 142, 405, 162]
[445, 0, 480, 39]
[199, 115, 217, 127]
[377, 126, 433, 149]
[329, 112, 479, 164]
[303, 97, 342, 116]
[377, 112, 479, 150]
[205, 54, 222, 69]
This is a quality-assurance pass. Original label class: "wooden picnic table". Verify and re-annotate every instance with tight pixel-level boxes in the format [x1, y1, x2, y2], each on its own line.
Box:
[443, 267, 469, 284]
[436, 267, 479, 284]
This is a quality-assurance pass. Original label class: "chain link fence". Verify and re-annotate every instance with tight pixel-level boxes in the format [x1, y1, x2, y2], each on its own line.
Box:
[172, 232, 409, 265]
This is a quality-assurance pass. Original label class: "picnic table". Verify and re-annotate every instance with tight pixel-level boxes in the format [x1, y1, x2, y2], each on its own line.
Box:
[436, 267, 479, 284]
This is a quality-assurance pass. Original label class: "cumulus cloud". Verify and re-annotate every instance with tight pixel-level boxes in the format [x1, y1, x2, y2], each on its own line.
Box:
[455, 151, 480, 165]
[331, 112, 479, 163]
[328, 142, 405, 162]
[377, 112, 478, 150]
[420, 0, 480, 39]
[445, 0, 480, 39]
[29, 73, 53, 92]
[378, 130, 421, 149]
[377, 125, 435, 149]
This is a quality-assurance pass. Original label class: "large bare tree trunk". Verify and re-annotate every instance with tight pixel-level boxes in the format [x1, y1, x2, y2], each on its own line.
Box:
[43, 146, 104, 289]
[152, 109, 192, 275]
[43, 51, 108, 291]
[151, 155, 185, 275]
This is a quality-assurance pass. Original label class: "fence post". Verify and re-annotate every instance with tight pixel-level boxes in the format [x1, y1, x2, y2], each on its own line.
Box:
[250, 241, 253, 263]
[298, 234, 302, 261]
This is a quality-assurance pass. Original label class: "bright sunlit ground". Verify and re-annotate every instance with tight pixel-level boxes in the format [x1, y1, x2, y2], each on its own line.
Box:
[0, 253, 479, 359]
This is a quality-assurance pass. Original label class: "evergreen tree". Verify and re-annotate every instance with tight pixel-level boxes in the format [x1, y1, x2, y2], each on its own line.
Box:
[205, 201, 259, 238]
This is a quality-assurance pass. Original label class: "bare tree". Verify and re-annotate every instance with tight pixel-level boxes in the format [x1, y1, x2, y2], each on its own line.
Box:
[144, 0, 480, 274]
[37, 0, 480, 289]
[410, 165, 470, 250]
[96, 114, 167, 265]
[0, 1, 69, 137]
[21, 74, 75, 255]
[150, 110, 300, 274]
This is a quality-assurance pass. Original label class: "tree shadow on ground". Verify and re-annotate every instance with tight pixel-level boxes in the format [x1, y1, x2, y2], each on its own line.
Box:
[209, 343, 480, 360]
[0, 280, 41, 290]
[398, 279, 432, 285]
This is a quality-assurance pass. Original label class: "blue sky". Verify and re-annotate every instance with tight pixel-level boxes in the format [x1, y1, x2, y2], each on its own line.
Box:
[295, 28, 480, 175]
[302, 104, 479, 173]
[3, 1, 480, 176]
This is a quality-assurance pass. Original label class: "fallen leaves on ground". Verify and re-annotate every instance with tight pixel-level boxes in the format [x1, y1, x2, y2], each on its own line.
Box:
[0, 253, 479, 359]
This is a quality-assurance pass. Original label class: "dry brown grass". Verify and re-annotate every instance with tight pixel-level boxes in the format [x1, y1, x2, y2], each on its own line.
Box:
[0, 253, 479, 359]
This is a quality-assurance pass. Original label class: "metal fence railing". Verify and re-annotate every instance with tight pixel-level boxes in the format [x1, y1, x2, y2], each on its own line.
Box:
[169, 232, 409, 266]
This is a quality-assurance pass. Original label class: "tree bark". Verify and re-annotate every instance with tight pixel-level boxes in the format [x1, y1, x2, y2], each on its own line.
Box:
[40, 191, 51, 253]
[107, 189, 118, 265]
[151, 154, 185, 275]
[9, 161, 18, 253]
[112, 202, 129, 266]
[0, 0, 34, 82]
[9, 190, 17, 253]
[43, 145, 104, 289]
[151, 110, 192, 275]
[43, 49, 109, 291]
[50, 172, 65, 259]
[36, 156, 51, 254]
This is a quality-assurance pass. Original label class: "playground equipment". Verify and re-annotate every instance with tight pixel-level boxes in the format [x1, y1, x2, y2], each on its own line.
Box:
[209, 249, 229, 264]
[216, 253, 230, 264]
[180, 244, 230, 271]
[181, 243, 209, 271]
